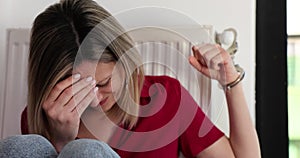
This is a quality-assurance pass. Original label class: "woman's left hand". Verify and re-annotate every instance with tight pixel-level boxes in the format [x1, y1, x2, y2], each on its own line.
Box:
[189, 44, 239, 85]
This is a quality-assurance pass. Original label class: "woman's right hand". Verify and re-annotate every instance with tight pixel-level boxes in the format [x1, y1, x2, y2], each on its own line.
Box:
[42, 74, 99, 152]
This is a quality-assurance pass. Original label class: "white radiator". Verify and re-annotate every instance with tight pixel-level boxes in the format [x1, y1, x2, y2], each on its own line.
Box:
[1, 26, 229, 138]
[1, 29, 30, 138]
[129, 27, 213, 115]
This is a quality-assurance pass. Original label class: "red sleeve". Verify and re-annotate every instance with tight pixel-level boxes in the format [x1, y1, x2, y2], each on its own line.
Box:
[21, 107, 29, 134]
[179, 85, 224, 157]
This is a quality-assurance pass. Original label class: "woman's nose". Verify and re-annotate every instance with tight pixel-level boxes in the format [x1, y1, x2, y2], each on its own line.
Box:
[96, 87, 111, 98]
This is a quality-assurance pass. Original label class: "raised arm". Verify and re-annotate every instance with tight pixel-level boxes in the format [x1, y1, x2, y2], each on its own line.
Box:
[189, 44, 261, 158]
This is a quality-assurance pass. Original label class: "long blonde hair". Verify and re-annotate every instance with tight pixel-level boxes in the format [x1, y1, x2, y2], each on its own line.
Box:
[28, 0, 144, 139]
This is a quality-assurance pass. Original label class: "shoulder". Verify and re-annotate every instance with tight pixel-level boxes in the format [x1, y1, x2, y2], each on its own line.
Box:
[143, 75, 181, 90]
[142, 75, 181, 96]
[140, 75, 182, 102]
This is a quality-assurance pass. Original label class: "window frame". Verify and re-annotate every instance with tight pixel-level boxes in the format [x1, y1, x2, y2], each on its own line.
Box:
[256, 0, 288, 157]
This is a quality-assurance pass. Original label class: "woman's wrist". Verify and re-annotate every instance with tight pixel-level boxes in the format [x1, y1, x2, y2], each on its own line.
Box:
[50, 137, 73, 153]
[51, 140, 65, 153]
[223, 71, 245, 91]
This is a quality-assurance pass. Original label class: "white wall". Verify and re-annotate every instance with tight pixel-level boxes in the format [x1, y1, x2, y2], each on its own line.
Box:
[0, 0, 255, 134]
[287, 0, 300, 35]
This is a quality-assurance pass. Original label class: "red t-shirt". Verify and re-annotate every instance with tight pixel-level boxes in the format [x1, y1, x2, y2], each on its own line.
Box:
[21, 75, 224, 157]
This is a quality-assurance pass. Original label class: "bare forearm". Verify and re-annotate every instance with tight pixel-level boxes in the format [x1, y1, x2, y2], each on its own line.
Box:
[190, 44, 261, 157]
[225, 83, 261, 158]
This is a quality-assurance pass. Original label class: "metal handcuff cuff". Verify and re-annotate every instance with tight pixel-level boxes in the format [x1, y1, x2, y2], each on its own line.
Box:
[223, 66, 245, 91]
[215, 28, 245, 91]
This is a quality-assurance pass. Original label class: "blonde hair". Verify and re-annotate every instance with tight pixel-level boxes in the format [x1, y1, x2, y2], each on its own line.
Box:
[28, 0, 144, 139]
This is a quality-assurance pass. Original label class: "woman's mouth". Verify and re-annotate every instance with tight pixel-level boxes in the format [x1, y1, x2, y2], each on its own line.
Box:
[99, 97, 108, 106]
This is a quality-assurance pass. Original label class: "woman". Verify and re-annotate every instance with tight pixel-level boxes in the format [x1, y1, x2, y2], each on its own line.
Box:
[0, 0, 260, 157]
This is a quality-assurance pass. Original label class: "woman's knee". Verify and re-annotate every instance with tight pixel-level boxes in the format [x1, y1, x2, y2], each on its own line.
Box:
[0, 134, 57, 158]
[58, 139, 120, 158]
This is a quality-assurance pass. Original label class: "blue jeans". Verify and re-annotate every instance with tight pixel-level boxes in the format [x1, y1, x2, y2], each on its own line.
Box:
[0, 134, 120, 158]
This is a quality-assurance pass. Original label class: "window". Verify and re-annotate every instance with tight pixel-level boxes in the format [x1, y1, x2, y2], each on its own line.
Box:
[287, 36, 300, 158]
[287, 0, 300, 157]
